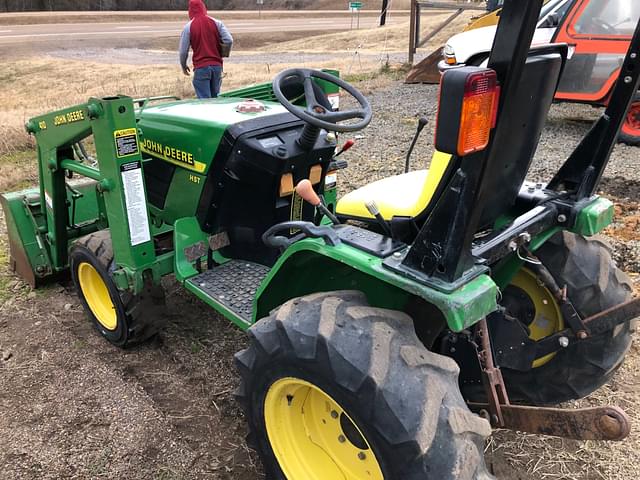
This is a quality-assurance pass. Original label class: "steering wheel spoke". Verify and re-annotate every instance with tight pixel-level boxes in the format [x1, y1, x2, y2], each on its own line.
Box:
[302, 76, 321, 111]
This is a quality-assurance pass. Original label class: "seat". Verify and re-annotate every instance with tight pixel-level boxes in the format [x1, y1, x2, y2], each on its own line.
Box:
[336, 150, 452, 221]
[339, 45, 566, 228]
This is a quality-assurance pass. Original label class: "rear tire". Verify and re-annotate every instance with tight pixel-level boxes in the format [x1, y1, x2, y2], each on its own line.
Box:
[501, 232, 634, 405]
[619, 92, 640, 146]
[70, 230, 166, 347]
[235, 290, 493, 480]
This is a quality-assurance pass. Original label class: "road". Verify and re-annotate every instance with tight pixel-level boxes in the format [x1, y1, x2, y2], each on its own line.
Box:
[0, 13, 408, 45]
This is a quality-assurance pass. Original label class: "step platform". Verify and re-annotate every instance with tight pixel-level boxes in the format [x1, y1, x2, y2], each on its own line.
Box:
[187, 260, 270, 323]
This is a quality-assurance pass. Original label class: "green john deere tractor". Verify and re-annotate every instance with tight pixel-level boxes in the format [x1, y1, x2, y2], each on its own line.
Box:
[2, 0, 640, 477]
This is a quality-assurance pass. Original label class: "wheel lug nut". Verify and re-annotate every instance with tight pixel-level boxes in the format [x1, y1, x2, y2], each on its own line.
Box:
[358, 452, 366, 460]
[338, 435, 346, 443]
[330, 410, 339, 419]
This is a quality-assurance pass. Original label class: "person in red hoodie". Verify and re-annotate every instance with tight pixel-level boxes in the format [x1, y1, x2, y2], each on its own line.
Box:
[179, 0, 233, 99]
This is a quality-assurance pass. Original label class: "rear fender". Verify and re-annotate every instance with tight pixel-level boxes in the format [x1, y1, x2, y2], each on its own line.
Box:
[253, 238, 498, 332]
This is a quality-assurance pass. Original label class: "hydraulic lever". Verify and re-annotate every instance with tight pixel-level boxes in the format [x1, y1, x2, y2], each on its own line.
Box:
[335, 139, 355, 157]
[365, 200, 393, 239]
[405, 116, 428, 173]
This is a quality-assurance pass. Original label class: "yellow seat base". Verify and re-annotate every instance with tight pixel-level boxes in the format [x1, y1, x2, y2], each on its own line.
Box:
[336, 151, 452, 221]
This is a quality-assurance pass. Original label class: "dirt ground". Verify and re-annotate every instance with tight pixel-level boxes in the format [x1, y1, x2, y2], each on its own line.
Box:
[1, 12, 640, 480]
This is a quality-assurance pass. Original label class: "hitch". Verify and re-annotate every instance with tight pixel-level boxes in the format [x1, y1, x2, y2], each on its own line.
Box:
[490, 296, 640, 371]
[525, 252, 589, 338]
[469, 402, 631, 441]
[474, 316, 632, 441]
[476, 318, 510, 426]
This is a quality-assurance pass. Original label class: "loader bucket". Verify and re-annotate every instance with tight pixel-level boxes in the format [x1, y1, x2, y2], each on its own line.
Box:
[1, 188, 52, 288]
[406, 47, 444, 84]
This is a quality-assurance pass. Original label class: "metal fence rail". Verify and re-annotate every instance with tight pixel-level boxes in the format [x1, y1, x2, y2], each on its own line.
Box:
[409, 0, 487, 63]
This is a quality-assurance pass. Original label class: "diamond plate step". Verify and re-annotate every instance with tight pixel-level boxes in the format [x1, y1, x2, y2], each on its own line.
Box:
[187, 260, 270, 322]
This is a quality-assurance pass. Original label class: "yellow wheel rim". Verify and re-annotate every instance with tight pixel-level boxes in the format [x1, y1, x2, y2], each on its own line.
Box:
[77, 262, 118, 331]
[264, 377, 384, 480]
[509, 268, 564, 368]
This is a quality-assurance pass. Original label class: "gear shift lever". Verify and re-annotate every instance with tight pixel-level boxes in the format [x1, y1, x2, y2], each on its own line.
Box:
[295, 179, 340, 225]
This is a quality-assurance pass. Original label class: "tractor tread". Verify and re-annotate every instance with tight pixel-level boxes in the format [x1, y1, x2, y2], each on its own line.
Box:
[236, 290, 493, 480]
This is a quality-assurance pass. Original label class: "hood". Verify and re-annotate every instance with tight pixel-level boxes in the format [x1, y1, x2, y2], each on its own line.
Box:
[189, 0, 207, 19]
[447, 25, 556, 64]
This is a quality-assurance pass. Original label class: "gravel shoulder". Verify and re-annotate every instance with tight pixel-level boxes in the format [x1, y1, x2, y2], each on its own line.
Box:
[1, 78, 639, 479]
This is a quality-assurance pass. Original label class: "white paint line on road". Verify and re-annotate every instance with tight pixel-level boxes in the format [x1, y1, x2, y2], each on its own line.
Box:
[0, 30, 12, 33]
[116, 25, 151, 29]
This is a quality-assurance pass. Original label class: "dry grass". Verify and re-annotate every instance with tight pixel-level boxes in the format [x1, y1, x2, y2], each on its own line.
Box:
[265, 12, 475, 53]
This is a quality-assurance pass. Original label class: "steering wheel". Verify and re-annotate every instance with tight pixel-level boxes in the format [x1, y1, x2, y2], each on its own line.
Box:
[272, 68, 372, 132]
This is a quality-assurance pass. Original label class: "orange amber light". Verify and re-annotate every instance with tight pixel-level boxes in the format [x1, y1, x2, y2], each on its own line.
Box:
[457, 71, 499, 156]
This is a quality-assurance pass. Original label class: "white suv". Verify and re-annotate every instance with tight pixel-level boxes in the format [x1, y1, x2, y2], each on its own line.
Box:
[439, 0, 573, 70]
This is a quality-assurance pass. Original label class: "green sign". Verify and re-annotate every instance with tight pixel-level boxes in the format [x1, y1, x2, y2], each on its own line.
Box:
[349, 1, 362, 9]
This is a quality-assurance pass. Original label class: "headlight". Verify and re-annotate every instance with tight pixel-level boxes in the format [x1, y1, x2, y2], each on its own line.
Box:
[443, 44, 457, 65]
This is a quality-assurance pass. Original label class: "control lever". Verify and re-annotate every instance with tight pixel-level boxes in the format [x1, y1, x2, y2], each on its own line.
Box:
[365, 200, 393, 239]
[296, 179, 341, 225]
[263, 221, 341, 249]
[335, 139, 355, 157]
[405, 116, 428, 173]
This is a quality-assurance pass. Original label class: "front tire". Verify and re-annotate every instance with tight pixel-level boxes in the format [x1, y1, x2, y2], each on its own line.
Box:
[235, 290, 493, 480]
[70, 230, 166, 347]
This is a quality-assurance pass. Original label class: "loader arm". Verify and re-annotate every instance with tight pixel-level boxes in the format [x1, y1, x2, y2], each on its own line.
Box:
[15, 97, 158, 289]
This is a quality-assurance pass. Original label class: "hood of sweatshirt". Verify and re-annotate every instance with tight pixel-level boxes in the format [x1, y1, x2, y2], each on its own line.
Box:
[189, 0, 207, 20]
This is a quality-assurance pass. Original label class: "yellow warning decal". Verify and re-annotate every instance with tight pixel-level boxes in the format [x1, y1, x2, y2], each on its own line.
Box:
[114, 128, 140, 158]
[290, 191, 304, 234]
[140, 138, 206, 173]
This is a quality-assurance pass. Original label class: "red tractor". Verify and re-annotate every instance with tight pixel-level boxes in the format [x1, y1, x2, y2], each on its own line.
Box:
[415, 0, 640, 144]
[553, 0, 640, 144]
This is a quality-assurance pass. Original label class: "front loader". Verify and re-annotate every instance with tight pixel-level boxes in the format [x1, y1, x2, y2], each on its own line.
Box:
[2, 0, 640, 477]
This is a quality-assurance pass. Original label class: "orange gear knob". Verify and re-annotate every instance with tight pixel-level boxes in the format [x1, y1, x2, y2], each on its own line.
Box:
[295, 179, 321, 206]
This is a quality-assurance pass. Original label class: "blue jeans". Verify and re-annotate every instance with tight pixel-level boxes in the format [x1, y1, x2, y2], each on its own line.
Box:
[193, 65, 223, 99]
